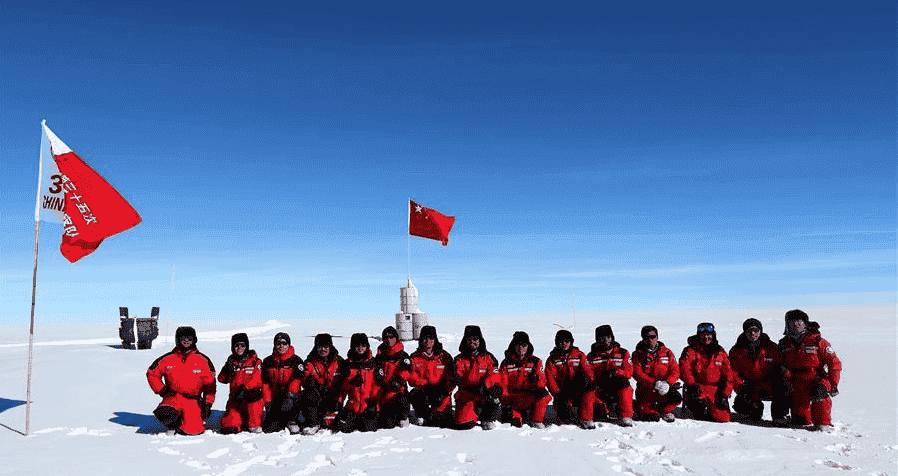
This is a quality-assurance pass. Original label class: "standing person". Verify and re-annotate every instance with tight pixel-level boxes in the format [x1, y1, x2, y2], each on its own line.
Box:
[632, 326, 682, 422]
[218, 333, 265, 434]
[584, 325, 635, 427]
[147, 326, 216, 435]
[261, 332, 304, 434]
[335, 333, 380, 433]
[679, 322, 735, 423]
[408, 325, 456, 428]
[300, 333, 344, 435]
[453, 325, 502, 430]
[374, 326, 413, 429]
[778, 309, 842, 431]
[545, 330, 594, 428]
[728, 318, 788, 424]
[498, 331, 551, 429]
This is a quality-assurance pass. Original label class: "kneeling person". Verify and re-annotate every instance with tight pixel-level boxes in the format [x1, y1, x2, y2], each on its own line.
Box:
[584, 325, 634, 427]
[218, 333, 265, 434]
[374, 326, 412, 429]
[261, 332, 304, 433]
[499, 331, 551, 429]
[408, 326, 456, 427]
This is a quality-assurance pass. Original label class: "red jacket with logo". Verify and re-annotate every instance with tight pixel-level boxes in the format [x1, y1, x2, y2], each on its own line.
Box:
[147, 346, 217, 402]
[454, 351, 501, 393]
[778, 328, 841, 387]
[375, 341, 412, 400]
[545, 346, 593, 395]
[586, 342, 633, 382]
[499, 352, 547, 395]
[679, 336, 735, 395]
[631, 341, 679, 389]
[218, 350, 264, 400]
[303, 346, 344, 394]
[261, 346, 304, 403]
[728, 333, 782, 392]
[341, 349, 381, 414]
[408, 343, 455, 391]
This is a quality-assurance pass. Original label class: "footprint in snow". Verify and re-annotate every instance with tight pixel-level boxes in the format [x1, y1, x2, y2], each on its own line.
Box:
[815, 459, 852, 470]
[293, 455, 335, 476]
[825, 443, 853, 456]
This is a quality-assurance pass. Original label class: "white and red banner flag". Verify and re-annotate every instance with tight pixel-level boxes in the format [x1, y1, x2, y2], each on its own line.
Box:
[35, 121, 142, 263]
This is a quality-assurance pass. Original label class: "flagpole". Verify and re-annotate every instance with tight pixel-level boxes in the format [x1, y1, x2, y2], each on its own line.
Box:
[407, 199, 411, 281]
[26, 121, 49, 437]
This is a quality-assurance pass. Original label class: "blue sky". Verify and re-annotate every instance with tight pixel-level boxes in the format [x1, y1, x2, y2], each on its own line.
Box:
[1, 2, 894, 326]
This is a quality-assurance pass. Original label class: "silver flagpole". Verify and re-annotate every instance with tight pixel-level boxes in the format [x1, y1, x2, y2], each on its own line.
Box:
[27, 121, 50, 436]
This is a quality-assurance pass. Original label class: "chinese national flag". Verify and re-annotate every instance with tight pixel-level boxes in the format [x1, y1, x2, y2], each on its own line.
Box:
[408, 199, 455, 246]
[37, 122, 142, 263]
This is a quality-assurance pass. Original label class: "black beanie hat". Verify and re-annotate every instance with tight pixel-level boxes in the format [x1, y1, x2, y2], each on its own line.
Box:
[595, 325, 614, 341]
[314, 333, 333, 348]
[641, 325, 658, 339]
[785, 309, 809, 324]
[463, 325, 483, 340]
[460, 325, 486, 353]
[742, 318, 763, 332]
[555, 329, 574, 346]
[273, 332, 291, 346]
[175, 326, 197, 342]
[511, 331, 531, 347]
[231, 333, 249, 349]
[350, 333, 370, 349]
[382, 326, 399, 340]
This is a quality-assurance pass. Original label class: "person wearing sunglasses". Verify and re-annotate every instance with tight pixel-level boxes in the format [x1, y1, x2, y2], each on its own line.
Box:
[299, 333, 344, 435]
[631, 325, 682, 423]
[335, 333, 381, 433]
[146, 326, 217, 435]
[453, 325, 503, 430]
[583, 325, 635, 427]
[408, 325, 456, 428]
[728, 319, 788, 425]
[679, 322, 735, 423]
[777, 309, 842, 432]
[218, 333, 265, 434]
[498, 331, 552, 430]
[545, 329, 595, 429]
[261, 332, 305, 434]
[374, 326, 413, 429]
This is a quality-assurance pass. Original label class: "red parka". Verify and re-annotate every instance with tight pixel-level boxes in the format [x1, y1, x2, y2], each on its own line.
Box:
[261, 346, 304, 403]
[778, 328, 841, 388]
[341, 349, 381, 414]
[585, 342, 633, 382]
[408, 343, 455, 391]
[499, 352, 547, 394]
[544, 346, 592, 396]
[728, 333, 782, 393]
[454, 351, 501, 392]
[375, 341, 412, 401]
[631, 341, 679, 389]
[304, 346, 344, 393]
[147, 346, 217, 402]
[217, 350, 264, 395]
[679, 336, 735, 395]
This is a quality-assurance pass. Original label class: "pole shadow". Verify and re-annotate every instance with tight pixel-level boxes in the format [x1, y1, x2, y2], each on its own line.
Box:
[110, 410, 224, 434]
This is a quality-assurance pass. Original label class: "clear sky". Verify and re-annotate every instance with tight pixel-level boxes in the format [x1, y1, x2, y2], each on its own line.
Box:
[1, 2, 894, 326]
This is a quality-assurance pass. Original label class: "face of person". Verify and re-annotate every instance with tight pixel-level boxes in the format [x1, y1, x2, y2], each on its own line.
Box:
[385, 336, 398, 347]
[179, 336, 195, 349]
[317, 345, 330, 358]
[699, 333, 714, 345]
[787, 319, 806, 335]
[643, 332, 659, 347]
[599, 335, 613, 346]
[423, 337, 435, 351]
[466, 335, 480, 350]
[515, 342, 528, 357]
[234, 342, 246, 356]
[354, 344, 368, 355]
[745, 327, 761, 342]
[558, 340, 572, 351]
[275, 340, 289, 354]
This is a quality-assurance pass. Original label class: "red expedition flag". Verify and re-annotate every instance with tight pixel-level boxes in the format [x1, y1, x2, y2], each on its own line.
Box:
[408, 199, 455, 246]
[36, 121, 142, 263]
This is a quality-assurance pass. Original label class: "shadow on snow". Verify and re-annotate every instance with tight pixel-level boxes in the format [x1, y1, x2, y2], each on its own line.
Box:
[110, 410, 224, 434]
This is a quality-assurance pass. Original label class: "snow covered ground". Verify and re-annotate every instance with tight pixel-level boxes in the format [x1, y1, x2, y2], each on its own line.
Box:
[1, 307, 895, 476]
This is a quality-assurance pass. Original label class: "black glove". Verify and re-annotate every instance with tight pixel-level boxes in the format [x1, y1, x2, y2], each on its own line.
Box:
[233, 385, 247, 402]
[530, 387, 549, 399]
[159, 386, 177, 398]
[716, 395, 730, 411]
[527, 371, 540, 383]
[304, 377, 320, 389]
[374, 367, 386, 382]
[244, 388, 263, 402]
[579, 374, 593, 391]
[389, 379, 403, 391]
[684, 384, 700, 401]
[829, 385, 839, 398]
[487, 385, 502, 402]
[810, 383, 830, 403]
[477, 384, 489, 396]
[281, 393, 298, 412]
[222, 356, 237, 376]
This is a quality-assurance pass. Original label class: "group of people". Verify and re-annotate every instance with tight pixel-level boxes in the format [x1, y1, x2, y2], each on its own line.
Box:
[146, 309, 841, 436]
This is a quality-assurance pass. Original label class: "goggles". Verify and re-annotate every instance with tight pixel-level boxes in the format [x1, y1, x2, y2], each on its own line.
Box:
[745, 327, 761, 334]
[275, 340, 289, 346]
[697, 323, 715, 333]
[234, 342, 247, 348]
[179, 336, 195, 342]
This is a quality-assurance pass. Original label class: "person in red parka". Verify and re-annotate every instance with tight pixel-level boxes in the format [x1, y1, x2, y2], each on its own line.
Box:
[335, 333, 380, 433]
[728, 318, 788, 423]
[147, 326, 216, 435]
[498, 331, 551, 429]
[631, 325, 682, 423]
[299, 333, 344, 435]
[408, 325, 456, 428]
[544, 330, 594, 428]
[374, 326, 413, 429]
[453, 325, 502, 430]
[679, 322, 735, 423]
[778, 309, 842, 431]
[261, 332, 304, 434]
[583, 325, 634, 427]
[218, 333, 265, 434]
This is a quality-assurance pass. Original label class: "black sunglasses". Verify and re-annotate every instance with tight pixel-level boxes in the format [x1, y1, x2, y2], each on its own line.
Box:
[644, 334, 658, 340]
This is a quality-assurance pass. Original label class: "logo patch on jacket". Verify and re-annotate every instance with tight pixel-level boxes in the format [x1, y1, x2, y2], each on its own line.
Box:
[825, 347, 834, 354]
[193, 369, 201, 373]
